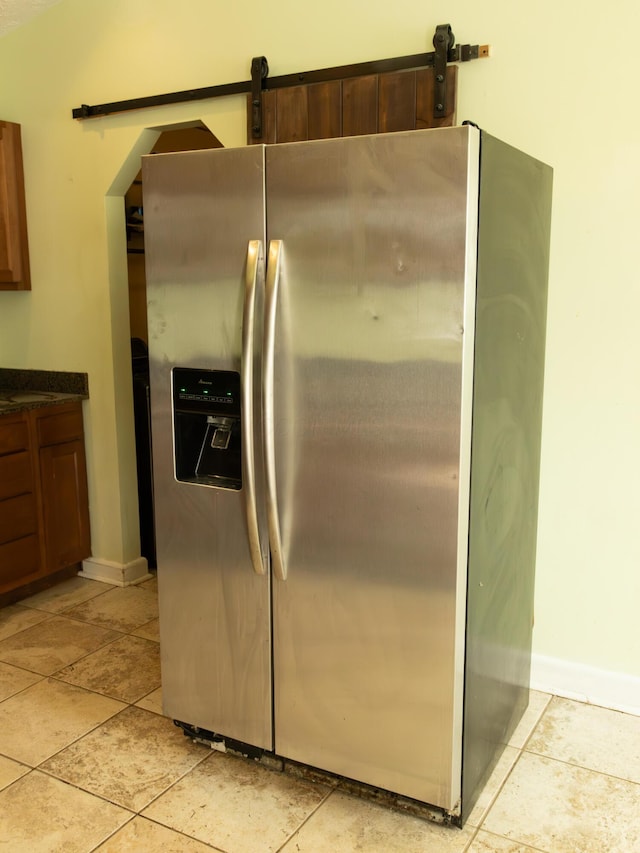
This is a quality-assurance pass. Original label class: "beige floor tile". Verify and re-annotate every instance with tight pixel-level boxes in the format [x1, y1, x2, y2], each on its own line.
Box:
[0, 615, 119, 675]
[466, 746, 519, 827]
[136, 686, 164, 716]
[133, 617, 160, 642]
[143, 751, 331, 853]
[0, 677, 125, 765]
[281, 789, 475, 853]
[41, 705, 207, 811]
[0, 769, 131, 852]
[140, 575, 158, 594]
[65, 584, 158, 632]
[56, 634, 161, 703]
[95, 816, 216, 851]
[482, 752, 640, 853]
[0, 755, 29, 790]
[0, 659, 42, 700]
[467, 830, 544, 851]
[526, 696, 640, 783]
[0, 604, 50, 642]
[507, 690, 552, 749]
[19, 576, 114, 613]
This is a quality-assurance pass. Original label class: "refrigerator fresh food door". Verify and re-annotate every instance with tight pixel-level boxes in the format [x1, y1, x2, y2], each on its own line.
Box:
[266, 126, 479, 810]
[143, 145, 273, 749]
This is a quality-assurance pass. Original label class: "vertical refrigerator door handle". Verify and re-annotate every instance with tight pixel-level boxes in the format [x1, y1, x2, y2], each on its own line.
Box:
[242, 239, 266, 576]
[263, 239, 287, 581]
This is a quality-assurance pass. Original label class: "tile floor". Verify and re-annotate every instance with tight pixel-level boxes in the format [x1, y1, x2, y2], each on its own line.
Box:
[0, 575, 638, 852]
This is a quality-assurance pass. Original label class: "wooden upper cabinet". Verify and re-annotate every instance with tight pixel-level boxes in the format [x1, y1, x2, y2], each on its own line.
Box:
[248, 65, 457, 145]
[0, 120, 31, 291]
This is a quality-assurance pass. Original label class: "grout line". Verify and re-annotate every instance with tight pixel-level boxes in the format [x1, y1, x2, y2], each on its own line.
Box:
[17, 580, 118, 615]
[85, 813, 139, 853]
[518, 749, 640, 787]
[463, 824, 482, 852]
[99, 813, 227, 852]
[517, 692, 554, 752]
[0, 609, 55, 644]
[462, 687, 556, 831]
[34, 764, 139, 813]
[0, 657, 48, 684]
[134, 748, 214, 817]
[468, 827, 548, 852]
[275, 783, 337, 852]
[0, 614, 157, 689]
[470, 747, 525, 832]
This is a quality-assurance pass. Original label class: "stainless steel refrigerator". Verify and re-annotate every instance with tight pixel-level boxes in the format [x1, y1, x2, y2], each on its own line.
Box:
[142, 125, 552, 824]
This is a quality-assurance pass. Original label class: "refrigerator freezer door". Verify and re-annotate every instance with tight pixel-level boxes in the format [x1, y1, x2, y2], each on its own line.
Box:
[267, 127, 479, 808]
[143, 145, 273, 749]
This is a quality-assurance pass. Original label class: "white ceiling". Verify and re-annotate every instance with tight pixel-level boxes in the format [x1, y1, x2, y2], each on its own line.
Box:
[0, 0, 62, 37]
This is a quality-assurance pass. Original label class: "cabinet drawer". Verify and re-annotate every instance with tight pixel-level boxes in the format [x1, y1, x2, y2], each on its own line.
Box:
[37, 406, 84, 446]
[0, 450, 33, 500]
[0, 418, 29, 456]
[0, 493, 38, 545]
[0, 534, 40, 585]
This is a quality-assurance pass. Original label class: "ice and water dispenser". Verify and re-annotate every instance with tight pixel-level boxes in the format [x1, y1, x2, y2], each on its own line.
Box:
[172, 367, 241, 490]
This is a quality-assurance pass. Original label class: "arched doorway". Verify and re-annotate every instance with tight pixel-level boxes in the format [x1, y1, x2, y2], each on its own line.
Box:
[125, 122, 222, 569]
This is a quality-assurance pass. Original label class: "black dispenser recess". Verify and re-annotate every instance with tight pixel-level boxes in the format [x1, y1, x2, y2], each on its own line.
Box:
[172, 367, 242, 490]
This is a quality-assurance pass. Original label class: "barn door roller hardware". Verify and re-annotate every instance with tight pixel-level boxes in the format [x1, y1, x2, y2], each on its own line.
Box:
[72, 24, 489, 123]
[433, 24, 455, 119]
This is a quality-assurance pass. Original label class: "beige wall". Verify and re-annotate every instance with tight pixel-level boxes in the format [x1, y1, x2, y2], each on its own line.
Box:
[0, 0, 638, 705]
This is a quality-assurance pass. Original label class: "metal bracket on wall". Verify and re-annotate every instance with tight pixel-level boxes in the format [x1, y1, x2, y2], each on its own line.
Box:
[71, 24, 489, 122]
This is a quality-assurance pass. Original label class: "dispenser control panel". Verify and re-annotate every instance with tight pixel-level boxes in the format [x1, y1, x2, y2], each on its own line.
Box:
[172, 367, 242, 490]
[173, 369, 239, 411]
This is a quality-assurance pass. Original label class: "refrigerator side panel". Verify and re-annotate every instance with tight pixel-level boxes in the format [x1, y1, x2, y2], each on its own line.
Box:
[143, 146, 273, 749]
[462, 134, 553, 821]
[267, 127, 475, 809]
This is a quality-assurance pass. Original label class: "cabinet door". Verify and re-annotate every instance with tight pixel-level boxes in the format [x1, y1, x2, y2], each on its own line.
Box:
[40, 439, 90, 570]
[0, 120, 31, 290]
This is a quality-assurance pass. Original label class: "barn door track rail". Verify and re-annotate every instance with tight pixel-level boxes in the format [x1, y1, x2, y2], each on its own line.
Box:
[71, 24, 489, 125]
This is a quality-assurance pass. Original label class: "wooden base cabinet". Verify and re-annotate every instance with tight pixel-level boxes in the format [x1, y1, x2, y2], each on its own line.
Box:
[0, 402, 90, 597]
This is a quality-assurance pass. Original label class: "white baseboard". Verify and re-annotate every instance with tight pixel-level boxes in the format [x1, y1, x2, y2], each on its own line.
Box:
[531, 653, 640, 717]
[78, 556, 152, 587]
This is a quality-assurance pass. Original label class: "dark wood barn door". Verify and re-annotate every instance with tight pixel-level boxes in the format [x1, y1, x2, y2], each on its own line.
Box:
[248, 65, 457, 143]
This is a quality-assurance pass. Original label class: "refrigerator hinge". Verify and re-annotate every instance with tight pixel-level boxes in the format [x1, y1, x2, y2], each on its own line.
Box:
[251, 56, 269, 139]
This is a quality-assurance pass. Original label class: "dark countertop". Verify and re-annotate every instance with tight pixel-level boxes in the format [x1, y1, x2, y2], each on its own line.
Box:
[0, 369, 89, 415]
